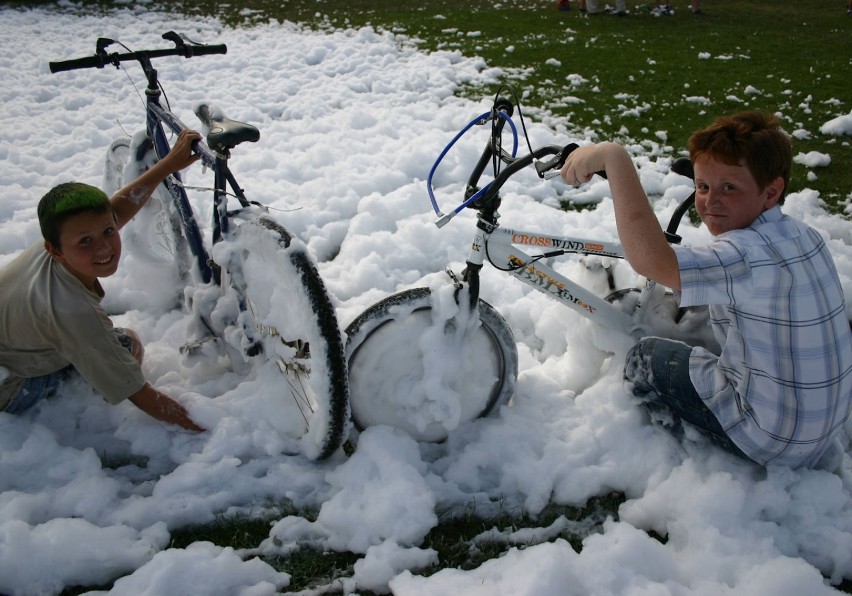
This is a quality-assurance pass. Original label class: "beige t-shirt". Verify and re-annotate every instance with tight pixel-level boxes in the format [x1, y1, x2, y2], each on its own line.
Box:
[0, 242, 147, 410]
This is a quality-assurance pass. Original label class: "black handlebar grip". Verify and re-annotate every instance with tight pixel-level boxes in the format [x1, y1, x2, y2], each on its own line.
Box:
[187, 44, 227, 57]
[671, 156, 694, 180]
[556, 143, 579, 169]
[556, 143, 607, 179]
[49, 55, 107, 73]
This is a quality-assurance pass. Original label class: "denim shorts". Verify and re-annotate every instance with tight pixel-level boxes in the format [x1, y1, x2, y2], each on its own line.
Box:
[624, 336, 752, 462]
[3, 328, 134, 415]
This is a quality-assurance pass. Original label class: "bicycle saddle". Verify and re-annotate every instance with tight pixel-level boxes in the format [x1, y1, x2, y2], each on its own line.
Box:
[194, 103, 259, 154]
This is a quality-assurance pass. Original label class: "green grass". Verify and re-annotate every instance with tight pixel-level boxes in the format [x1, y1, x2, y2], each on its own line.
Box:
[16, 0, 851, 206]
[161, 494, 627, 593]
[9, 0, 851, 593]
[155, 0, 850, 208]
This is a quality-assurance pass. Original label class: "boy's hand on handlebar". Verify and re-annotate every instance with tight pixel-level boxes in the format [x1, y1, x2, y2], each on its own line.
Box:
[109, 129, 202, 229]
[559, 143, 609, 187]
[163, 129, 203, 173]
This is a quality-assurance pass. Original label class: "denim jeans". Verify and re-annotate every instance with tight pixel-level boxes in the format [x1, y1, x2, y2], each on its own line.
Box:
[5, 369, 68, 414]
[624, 337, 752, 462]
[3, 328, 135, 415]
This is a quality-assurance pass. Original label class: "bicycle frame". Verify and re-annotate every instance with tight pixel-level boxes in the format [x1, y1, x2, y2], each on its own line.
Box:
[50, 33, 352, 460]
[432, 96, 694, 339]
[465, 214, 663, 336]
[141, 57, 255, 285]
[49, 33, 256, 287]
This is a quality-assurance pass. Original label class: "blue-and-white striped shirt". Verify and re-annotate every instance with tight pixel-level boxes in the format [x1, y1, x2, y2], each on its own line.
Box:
[675, 206, 852, 468]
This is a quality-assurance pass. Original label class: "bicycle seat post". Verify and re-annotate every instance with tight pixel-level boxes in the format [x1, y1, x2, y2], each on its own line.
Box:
[212, 154, 231, 243]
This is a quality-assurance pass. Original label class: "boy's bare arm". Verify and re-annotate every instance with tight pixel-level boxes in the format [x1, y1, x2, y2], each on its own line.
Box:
[110, 129, 202, 229]
[128, 383, 205, 432]
[561, 142, 681, 291]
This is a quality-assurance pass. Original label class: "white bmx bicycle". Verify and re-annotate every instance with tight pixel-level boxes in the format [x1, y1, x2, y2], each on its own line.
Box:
[344, 93, 707, 443]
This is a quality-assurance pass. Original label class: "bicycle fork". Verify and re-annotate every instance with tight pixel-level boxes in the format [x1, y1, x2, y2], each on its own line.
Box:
[447, 212, 494, 311]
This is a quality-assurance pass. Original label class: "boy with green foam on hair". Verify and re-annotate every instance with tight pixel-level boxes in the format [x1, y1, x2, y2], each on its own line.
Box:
[1, 129, 205, 431]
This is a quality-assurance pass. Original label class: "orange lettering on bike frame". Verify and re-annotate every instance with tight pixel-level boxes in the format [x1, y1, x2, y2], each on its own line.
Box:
[512, 234, 553, 248]
[508, 254, 596, 314]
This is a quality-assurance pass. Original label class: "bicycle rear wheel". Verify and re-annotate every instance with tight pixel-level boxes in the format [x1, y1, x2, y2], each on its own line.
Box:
[210, 215, 350, 461]
[345, 287, 518, 442]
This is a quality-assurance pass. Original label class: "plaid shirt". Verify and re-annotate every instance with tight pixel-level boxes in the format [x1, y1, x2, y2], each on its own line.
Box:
[675, 206, 852, 467]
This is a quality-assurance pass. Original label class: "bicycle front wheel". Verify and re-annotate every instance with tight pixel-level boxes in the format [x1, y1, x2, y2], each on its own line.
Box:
[212, 216, 350, 461]
[104, 134, 192, 306]
[345, 287, 518, 442]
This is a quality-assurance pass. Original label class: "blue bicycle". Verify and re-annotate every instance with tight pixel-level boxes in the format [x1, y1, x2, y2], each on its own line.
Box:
[50, 32, 349, 460]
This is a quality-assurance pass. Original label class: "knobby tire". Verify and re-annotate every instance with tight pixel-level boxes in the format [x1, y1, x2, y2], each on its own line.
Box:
[345, 287, 518, 442]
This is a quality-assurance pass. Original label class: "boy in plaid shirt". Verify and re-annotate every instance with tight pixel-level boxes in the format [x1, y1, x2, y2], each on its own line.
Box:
[561, 111, 852, 467]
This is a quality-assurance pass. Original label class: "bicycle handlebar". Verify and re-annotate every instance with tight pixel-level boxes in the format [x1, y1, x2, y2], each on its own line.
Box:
[430, 96, 695, 239]
[476, 142, 607, 202]
[49, 31, 226, 73]
[429, 98, 610, 227]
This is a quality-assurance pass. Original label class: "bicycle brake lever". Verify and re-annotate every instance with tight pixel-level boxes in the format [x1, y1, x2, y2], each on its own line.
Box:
[537, 143, 607, 182]
[535, 143, 579, 178]
[96, 37, 117, 56]
[162, 31, 185, 48]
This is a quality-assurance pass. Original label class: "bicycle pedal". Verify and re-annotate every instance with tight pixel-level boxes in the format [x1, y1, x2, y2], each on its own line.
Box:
[581, 256, 617, 292]
[281, 338, 310, 359]
[245, 340, 263, 358]
[275, 356, 309, 375]
[605, 287, 641, 315]
[179, 336, 222, 362]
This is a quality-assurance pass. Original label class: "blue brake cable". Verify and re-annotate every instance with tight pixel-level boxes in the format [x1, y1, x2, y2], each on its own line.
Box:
[427, 110, 519, 226]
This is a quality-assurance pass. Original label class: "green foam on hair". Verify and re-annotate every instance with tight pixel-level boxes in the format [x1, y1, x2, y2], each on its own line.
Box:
[48, 185, 109, 216]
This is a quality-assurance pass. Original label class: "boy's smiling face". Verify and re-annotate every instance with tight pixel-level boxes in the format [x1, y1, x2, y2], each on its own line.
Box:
[45, 210, 121, 292]
[693, 157, 784, 236]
